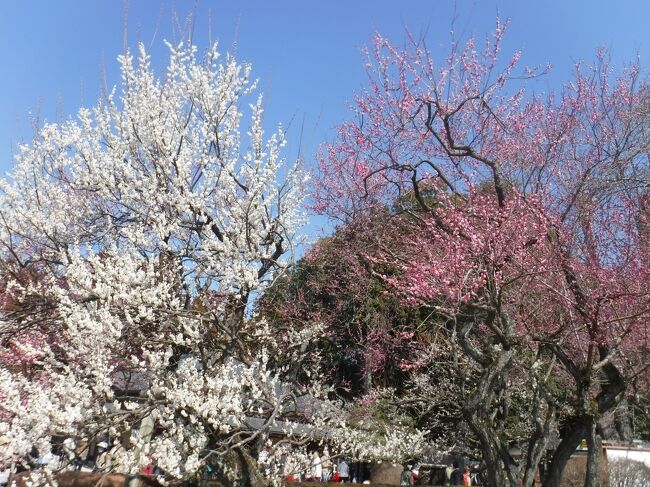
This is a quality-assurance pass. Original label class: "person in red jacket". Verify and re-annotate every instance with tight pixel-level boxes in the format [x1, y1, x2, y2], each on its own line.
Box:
[462, 467, 471, 486]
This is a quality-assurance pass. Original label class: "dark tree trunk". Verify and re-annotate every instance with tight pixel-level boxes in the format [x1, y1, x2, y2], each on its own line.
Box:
[597, 396, 633, 442]
[544, 417, 588, 487]
[521, 394, 556, 487]
[465, 415, 510, 487]
[459, 344, 515, 487]
[545, 359, 626, 487]
[211, 447, 269, 487]
[583, 420, 600, 487]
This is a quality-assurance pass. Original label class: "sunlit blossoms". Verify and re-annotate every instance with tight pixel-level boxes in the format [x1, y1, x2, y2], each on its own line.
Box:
[0, 43, 417, 483]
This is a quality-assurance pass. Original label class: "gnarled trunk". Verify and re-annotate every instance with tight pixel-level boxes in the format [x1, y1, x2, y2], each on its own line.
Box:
[210, 447, 269, 487]
[583, 421, 601, 487]
[543, 417, 588, 487]
[465, 414, 511, 487]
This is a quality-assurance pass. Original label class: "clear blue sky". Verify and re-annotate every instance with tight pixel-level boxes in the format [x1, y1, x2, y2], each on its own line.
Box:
[1, 0, 649, 180]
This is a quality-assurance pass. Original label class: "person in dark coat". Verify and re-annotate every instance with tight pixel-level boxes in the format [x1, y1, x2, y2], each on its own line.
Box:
[400, 465, 413, 485]
[450, 462, 463, 485]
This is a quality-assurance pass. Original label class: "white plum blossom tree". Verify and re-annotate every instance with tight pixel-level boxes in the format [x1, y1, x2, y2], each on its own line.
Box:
[0, 43, 423, 484]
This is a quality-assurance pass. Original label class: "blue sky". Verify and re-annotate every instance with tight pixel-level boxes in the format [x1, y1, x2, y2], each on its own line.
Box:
[1, 0, 648, 198]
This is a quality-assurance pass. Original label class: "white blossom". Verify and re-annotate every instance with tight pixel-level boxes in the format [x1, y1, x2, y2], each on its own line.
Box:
[0, 42, 416, 482]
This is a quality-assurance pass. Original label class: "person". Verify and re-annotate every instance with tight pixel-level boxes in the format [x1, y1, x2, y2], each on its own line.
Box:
[332, 463, 340, 482]
[411, 464, 420, 484]
[311, 451, 322, 482]
[62, 438, 82, 469]
[0, 468, 8, 487]
[95, 442, 111, 472]
[400, 465, 413, 485]
[462, 467, 471, 486]
[321, 448, 332, 482]
[38, 448, 59, 469]
[337, 458, 349, 483]
[279, 450, 287, 479]
[197, 459, 216, 487]
[444, 464, 453, 486]
[450, 462, 462, 486]
[470, 470, 479, 486]
[284, 449, 297, 482]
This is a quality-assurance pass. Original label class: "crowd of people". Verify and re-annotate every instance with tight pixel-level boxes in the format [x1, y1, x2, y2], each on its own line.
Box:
[399, 462, 475, 486]
[0, 438, 163, 486]
[257, 442, 379, 484]
[1, 436, 479, 486]
[33, 438, 117, 473]
[257, 441, 479, 485]
[258, 444, 357, 483]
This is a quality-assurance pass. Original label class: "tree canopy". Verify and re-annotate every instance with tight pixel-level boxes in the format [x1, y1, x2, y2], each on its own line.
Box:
[313, 24, 650, 487]
[0, 43, 423, 484]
